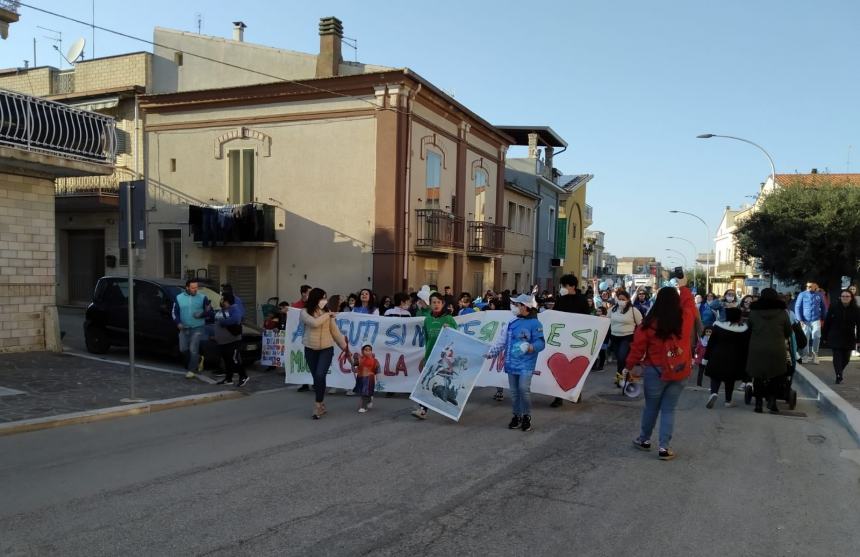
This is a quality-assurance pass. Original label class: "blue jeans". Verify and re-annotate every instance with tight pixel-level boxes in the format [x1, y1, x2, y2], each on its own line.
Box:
[508, 372, 533, 416]
[638, 366, 685, 448]
[304, 347, 334, 403]
[179, 326, 205, 371]
[801, 320, 821, 356]
[612, 334, 634, 374]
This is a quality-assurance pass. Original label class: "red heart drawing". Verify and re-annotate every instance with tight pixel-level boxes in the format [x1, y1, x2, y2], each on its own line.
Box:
[547, 353, 591, 391]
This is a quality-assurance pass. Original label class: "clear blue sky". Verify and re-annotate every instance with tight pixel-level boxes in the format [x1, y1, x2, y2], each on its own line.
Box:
[4, 0, 859, 265]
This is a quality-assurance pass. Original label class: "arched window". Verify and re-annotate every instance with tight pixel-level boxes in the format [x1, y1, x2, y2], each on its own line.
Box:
[473, 168, 489, 221]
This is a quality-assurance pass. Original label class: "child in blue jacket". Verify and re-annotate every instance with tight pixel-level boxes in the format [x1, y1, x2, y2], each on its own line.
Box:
[486, 294, 546, 431]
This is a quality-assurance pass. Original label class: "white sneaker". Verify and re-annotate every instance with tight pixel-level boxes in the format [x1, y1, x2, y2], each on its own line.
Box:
[327, 387, 337, 394]
[706, 393, 718, 409]
[358, 407, 367, 413]
[344, 390, 356, 396]
[411, 408, 427, 420]
[811, 354, 820, 365]
[185, 371, 196, 379]
[367, 401, 374, 409]
[724, 401, 736, 408]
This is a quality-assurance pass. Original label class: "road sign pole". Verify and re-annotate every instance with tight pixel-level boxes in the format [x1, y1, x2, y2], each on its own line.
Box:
[126, 181, 137, 401]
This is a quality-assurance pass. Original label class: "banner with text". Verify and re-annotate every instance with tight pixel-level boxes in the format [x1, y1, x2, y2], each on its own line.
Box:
[283, 309, 610, 402]
[261, 329, 287, 367]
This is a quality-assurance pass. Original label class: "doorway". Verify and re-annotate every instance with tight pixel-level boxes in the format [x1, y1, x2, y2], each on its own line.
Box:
[67, 229, 105, 306]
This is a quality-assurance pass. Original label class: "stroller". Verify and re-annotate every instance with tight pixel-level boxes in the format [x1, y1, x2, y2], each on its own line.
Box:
[744, 363, 798, 410]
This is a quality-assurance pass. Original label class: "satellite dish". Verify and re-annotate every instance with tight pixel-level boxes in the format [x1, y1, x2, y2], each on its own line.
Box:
[66, 37, 86, 63]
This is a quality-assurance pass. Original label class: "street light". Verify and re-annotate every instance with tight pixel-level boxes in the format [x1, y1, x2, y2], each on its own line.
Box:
[665, 248, 688, 266]
[666, 236, 697, 289]
[669, 210, 712, 293]
[697, 133, 777, 286]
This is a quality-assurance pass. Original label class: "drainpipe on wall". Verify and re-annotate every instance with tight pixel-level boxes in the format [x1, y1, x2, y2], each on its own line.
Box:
[533, 194, 542, 292]
[403, 83, 421, 289]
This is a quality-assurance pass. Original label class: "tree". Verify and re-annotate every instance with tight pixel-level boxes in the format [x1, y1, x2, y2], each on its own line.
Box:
[734, 177, 860, 297]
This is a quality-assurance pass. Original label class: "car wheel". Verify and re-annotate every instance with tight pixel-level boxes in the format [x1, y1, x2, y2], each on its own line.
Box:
[85, 325, 111, 354]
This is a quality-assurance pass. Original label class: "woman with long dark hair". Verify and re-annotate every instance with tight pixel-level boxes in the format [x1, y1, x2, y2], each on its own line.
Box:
[625, 277, 697, 460]
[610, 290, 643, 386]
[823, 289, 860, 384]
[354, 289, 379, 315]
[301, 288, 349, 419]
[745, 288, 791, 413]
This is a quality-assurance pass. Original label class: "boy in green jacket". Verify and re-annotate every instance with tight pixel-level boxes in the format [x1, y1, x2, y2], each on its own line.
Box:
[412, 292, 458, 419]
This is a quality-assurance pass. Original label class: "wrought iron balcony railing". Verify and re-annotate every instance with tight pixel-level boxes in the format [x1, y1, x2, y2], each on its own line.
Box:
[416, 208, 464, 251]
[0, 88, 116, 165]
[467, 220, 505, 256]
[55, 166, 136, 196]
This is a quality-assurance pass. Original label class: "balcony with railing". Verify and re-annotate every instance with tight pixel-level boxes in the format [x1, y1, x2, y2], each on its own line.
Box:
[583, 204, 593, 227]
[716, 261, 749, 276]
[415, 208, 464, 252]
[55, 167, 135, 211]
[467, 220, 505, 257]
[0, 88, 116, 166]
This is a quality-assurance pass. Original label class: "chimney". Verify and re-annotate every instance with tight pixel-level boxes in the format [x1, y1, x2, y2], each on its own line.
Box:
[316, 16, 343, 78]
[527, 132, 539, 159]
[232, 21, 246, 42]
[545, 146, 554, 178]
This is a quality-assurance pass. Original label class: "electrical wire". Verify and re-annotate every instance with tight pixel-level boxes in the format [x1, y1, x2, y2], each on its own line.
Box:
[17, 1, 408, 114]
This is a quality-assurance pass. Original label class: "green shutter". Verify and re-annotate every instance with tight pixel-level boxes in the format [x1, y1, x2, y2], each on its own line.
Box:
[555, 218, 567, 259]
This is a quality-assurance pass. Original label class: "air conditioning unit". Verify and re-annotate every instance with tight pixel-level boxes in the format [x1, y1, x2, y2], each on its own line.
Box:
[551, 258, 564, 268]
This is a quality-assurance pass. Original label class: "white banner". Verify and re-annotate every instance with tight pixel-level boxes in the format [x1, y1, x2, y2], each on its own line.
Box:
[282, 309, 610, 402]
[260, 329, 286, 367]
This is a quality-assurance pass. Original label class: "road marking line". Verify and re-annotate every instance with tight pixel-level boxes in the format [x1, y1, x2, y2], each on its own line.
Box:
[62, 349, 187, 376]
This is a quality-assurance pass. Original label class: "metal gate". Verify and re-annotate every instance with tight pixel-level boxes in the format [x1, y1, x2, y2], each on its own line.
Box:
[67, 229, 105, 306]
[226, 266, 257, 324]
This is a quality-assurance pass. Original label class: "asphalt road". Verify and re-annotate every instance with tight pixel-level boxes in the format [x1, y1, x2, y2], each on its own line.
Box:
[1, 375, 859, 557]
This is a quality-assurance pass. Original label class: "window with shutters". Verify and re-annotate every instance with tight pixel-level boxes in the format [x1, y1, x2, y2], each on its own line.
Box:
[227, 148, 255, 204]
[425, 150, 442, 208]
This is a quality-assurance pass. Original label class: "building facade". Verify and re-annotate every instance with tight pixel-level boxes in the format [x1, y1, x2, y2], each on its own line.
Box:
[0, 52, 151, 306]
[0, 90, 116, 353]
[138, 19, 511, 321]
[558, 174, 593, 284]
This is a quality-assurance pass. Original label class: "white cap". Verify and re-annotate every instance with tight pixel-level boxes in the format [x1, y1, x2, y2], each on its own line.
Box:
[511, 293, 537, 308]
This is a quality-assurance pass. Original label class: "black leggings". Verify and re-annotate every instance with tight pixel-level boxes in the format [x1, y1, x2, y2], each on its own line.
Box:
[304, 347, 334, 403]
[833, 349, 852, 378]
[709, 376, 736, 402]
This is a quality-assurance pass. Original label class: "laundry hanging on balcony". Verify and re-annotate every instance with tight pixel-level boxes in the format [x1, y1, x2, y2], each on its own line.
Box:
[188, 203, 271, 246]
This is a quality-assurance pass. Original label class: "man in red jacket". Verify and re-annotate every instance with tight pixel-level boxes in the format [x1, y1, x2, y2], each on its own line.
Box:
[625, 277, 696, 461]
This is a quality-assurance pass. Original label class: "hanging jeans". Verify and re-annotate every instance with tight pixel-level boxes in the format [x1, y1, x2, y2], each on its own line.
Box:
[638, 366, 685, 448]
[304, 346, 334, 403]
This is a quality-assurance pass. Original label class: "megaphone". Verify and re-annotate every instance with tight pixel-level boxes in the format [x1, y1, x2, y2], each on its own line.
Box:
[620, 374, 642, 398]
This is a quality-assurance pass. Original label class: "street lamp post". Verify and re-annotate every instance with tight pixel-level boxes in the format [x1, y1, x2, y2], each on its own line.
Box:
[697, 133, 777, 287]
[669, 210, 712, 293]
[666, 238, 697, 290]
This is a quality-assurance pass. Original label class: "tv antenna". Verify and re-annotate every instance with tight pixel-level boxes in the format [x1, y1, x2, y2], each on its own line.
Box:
[195, 12, 204, 34]
[342, 35, 358, 62]
[37, 25, 63, 67]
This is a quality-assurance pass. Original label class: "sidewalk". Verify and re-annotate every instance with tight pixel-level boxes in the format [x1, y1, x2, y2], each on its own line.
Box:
[0, 352, 287, 425]
[792, 348, 860, 445]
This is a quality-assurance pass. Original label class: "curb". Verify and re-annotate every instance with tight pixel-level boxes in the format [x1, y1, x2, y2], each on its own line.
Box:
[793, 364, 860, 445]
[0, 390, 246, 437]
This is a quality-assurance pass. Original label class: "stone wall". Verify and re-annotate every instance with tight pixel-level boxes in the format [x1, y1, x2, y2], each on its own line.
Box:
[0, 173, 56, 352]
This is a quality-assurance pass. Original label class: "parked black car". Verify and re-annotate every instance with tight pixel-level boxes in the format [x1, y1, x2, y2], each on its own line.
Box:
[84, 277, 262, 367]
